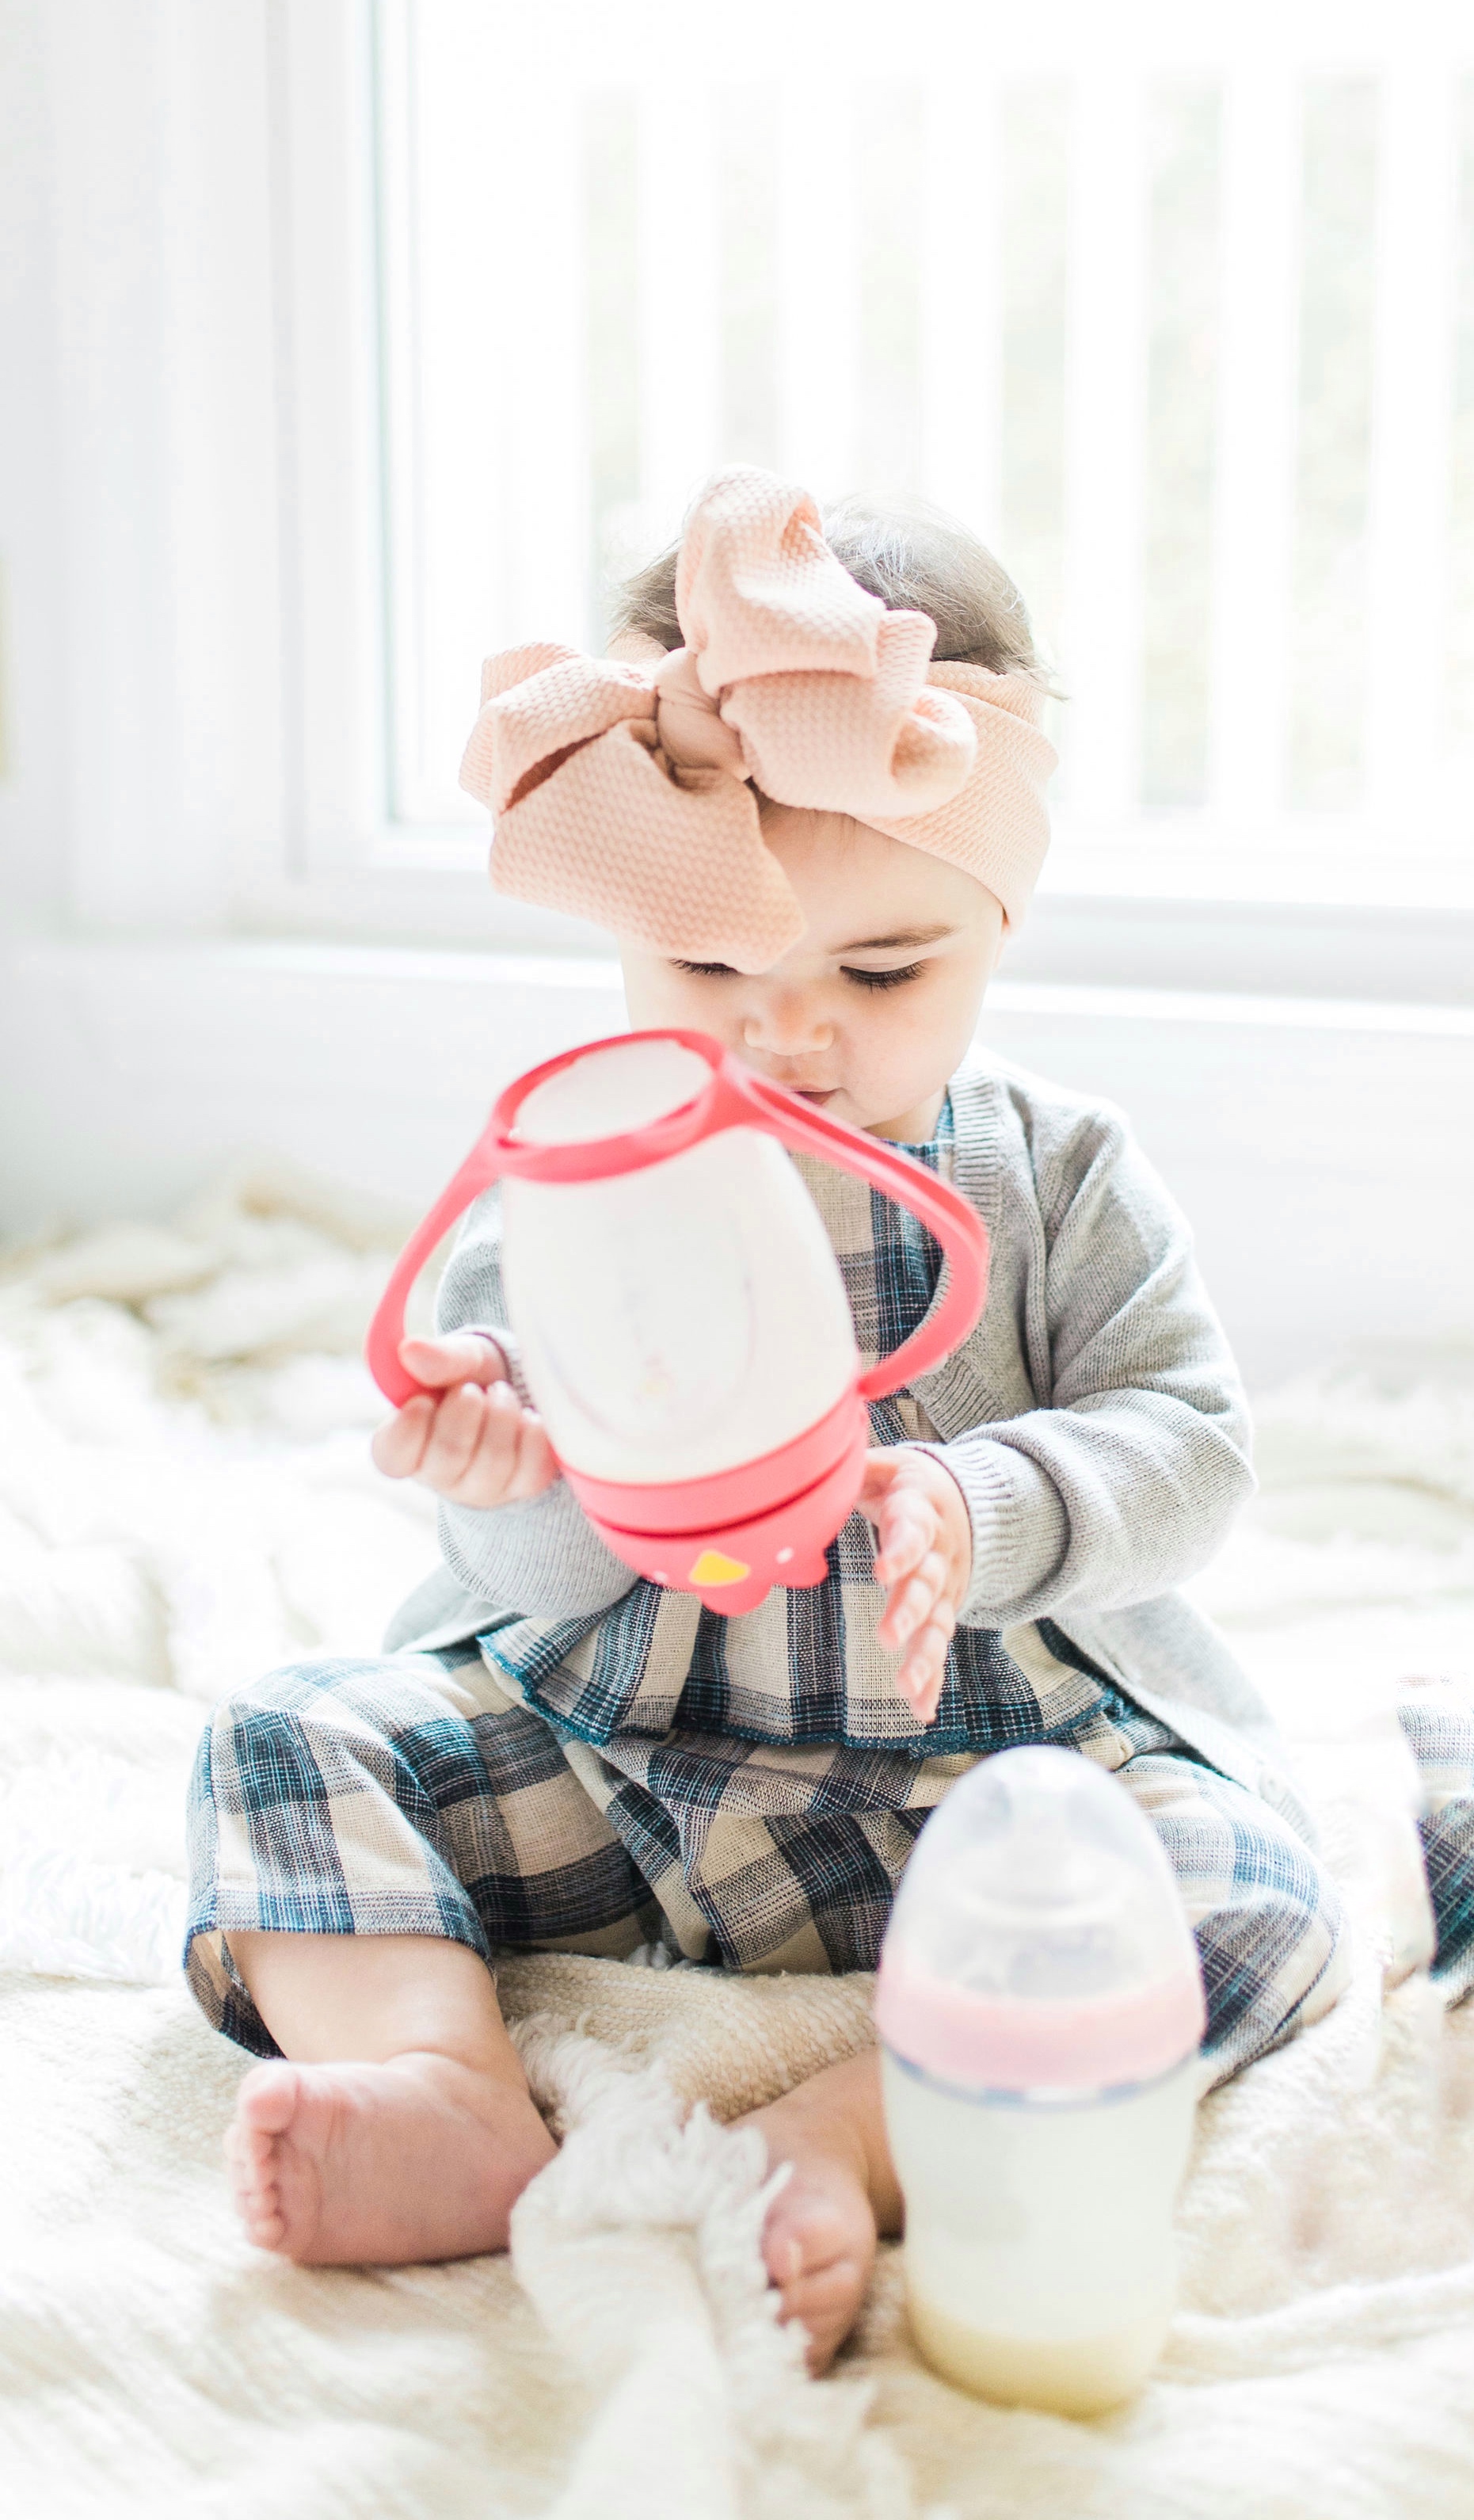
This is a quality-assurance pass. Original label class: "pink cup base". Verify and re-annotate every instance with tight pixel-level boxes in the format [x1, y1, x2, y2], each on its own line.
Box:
[569, 1400, 871, 1613]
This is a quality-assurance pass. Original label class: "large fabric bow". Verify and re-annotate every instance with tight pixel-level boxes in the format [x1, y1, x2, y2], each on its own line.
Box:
[460, 467, 1055, 970]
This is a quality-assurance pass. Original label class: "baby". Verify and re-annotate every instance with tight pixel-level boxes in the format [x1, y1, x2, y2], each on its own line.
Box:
[187, 471, 1351, 2374]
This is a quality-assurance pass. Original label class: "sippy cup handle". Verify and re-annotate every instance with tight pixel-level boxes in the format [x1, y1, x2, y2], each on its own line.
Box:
[364, 1029, 989, 1412]
[364, 1138, 512, 1409]
[729, 1069, 988, 1401]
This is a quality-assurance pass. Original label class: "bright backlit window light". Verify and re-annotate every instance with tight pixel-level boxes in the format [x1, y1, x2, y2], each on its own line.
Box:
[371, 1, 1474, 914]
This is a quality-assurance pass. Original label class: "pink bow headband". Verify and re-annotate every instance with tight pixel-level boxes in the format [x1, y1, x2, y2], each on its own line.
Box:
[459, 467, 1056, 973]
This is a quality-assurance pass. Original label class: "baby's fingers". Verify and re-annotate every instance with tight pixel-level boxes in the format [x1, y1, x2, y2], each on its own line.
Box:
[371, 1393, 438, 1481]
[871, 1490, 936, 1589]
[421, 1377, 517, 1496]
[875, 1557, 943, 1654]
[858, 1453, 933, 1580]
[497, 1401, 558, 1500]
[432, 1378, 558, 1505]
[897, 1603, 956, 1723]
[399, 1331, 508, 1390]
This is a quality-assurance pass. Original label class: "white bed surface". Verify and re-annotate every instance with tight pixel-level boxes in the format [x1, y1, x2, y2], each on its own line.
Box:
[2, 1171, 1473, 2518]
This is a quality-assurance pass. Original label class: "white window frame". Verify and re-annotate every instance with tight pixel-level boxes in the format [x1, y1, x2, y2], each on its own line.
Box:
[173, 1, 1474, 983]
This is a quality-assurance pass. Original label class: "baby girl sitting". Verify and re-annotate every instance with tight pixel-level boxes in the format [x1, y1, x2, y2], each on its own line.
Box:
[186, 470, 1350, 2374]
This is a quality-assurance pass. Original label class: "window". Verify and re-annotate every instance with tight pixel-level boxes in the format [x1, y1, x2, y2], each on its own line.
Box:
[285, 1, 1474, 921]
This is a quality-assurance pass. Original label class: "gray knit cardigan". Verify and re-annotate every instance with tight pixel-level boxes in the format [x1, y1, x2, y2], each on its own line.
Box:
[385, 1053, 1311, 1839]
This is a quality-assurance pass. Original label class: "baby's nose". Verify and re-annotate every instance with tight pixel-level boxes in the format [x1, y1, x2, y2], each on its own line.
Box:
[743, 992, 834, 1055]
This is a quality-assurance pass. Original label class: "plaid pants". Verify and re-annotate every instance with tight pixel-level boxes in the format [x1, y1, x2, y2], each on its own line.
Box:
[185, 1637, 1359, 2089]
[1398, 1685, 1474, 2003]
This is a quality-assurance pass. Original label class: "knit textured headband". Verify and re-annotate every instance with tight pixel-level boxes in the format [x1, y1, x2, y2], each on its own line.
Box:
[459, 466, 1056, 973]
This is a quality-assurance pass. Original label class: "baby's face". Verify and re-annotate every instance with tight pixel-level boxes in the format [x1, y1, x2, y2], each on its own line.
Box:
[619, 807, 1005, 1141]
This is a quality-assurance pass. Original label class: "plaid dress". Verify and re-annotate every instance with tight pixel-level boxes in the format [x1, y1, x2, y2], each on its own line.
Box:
[186, 1106, 1363, 2084]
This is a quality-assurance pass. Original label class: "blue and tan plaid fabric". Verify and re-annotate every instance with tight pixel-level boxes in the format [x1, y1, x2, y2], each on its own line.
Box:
[184, 1102, 1360, 2085]
[1400, 1686, 1474, 2002]
[187, 1637, 1354, 2084]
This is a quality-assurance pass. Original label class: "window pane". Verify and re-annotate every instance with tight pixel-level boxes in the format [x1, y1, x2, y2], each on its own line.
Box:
[372, 5, 1474, 913]
[718, 89, 780, 472]
[1449, 76, 1474, 749]
[1142, 81, 1220, 814]
[997, 79, 1068, 680]
[1287, 77, 1379, 810]
[583, 91, 640, 646]
[855, 82, 924, 494]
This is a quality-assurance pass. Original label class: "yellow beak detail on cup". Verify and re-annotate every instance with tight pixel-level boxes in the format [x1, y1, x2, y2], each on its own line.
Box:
[687, 1550, 752, 1588]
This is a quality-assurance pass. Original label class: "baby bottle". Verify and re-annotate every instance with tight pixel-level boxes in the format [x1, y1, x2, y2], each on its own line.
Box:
[875, 1744, 1206, 2417]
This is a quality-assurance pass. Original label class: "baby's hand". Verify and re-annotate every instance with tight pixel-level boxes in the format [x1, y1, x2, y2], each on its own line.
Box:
[859, 1447, 973, 1726]
[370, 1334, 558, 1508]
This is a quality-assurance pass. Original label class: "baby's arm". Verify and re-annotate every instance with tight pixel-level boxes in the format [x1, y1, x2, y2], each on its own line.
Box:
[923, 1101, 1253, 1630]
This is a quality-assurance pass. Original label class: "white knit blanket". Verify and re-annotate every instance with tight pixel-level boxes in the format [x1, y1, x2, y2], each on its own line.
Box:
[3, 1169, 1474, 2518]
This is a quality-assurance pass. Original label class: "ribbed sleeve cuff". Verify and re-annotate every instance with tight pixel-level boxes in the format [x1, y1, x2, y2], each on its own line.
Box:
[437, 1480, 634, 1620]
[916, 1436, 1069, 1627]
[460, 1324, 532, 1407]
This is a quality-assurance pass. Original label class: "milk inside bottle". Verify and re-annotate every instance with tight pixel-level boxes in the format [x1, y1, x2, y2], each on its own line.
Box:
[875, 1745, 1206, 2417]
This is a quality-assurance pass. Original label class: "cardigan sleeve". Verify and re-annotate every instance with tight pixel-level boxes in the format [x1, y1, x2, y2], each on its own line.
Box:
[428, 1192, 638, 1619]
[922, 1104, 1255, 1627]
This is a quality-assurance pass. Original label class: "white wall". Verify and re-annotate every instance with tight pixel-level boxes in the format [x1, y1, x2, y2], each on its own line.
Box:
[2, 0, 1472, 1396]
[3, 935, 1471, 1391]
[0, 0, 67, 929]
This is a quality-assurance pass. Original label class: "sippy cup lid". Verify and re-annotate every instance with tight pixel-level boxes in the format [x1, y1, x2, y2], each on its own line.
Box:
[875, 1745, 1206, 2094]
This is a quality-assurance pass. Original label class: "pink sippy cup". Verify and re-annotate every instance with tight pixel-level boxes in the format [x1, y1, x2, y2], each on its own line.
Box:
[365, 1030, 989, 1615]
[876, 1744, 1207, 2415]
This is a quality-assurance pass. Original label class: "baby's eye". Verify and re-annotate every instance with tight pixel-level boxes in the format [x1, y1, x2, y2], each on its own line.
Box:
[671, 959, 737, 978]
[841, 962, 925, 992]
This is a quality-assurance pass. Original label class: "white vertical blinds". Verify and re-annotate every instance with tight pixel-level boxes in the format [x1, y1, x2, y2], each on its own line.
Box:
[373, 0, 1474, 911]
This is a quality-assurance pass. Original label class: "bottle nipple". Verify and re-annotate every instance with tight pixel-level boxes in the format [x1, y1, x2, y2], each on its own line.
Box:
[875, 1746, 1206, 2093]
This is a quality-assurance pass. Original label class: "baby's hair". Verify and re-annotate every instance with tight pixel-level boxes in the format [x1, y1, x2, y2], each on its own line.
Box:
[612, 490, 1048, 682]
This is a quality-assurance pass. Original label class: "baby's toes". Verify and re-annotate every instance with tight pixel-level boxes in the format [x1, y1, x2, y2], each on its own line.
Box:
[235, 2061, 303, 2138]
[775, 2252, 870, 2376]
[224, 2101, 290, 2244]
[762, 2175, 876, 2373]
[229, 2147, 284, 2241]
[762, 2187, 850, 2289]
[241, 2192, 288, 2250]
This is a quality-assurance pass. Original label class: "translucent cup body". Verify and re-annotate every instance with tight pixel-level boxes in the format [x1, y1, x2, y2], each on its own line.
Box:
[501, 1035, 857, 1486]
[502, 1127, 858, 1485]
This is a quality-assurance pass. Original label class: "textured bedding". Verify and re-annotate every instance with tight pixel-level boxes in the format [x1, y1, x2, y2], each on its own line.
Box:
[2, 1167, 1474, 2518]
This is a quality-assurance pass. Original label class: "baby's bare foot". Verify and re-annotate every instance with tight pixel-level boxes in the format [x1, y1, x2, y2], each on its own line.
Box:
[224, 2050, 556, 2266]
[741, 2052, 897, 2375]
[760, 2146, 878, 2374]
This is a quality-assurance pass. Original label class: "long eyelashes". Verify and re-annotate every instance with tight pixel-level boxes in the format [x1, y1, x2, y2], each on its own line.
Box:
[668, 959, 925, 990]
[842, 963, 924, 991]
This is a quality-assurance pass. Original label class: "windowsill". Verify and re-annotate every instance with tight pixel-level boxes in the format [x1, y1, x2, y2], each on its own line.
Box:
[223, 877, 1474, 1011]
[370, 811, 1474, 919]
[5, 924, 1472, 1390]
[6, 925, 1472, 1038]
[233, 832, 1474, 1010]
